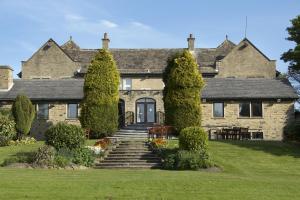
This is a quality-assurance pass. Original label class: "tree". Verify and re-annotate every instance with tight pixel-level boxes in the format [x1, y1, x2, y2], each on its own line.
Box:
[281, 15, 300, 71]
[163, 50, 205, 134]
[80, 49, 120, 138]
[281, 15, 300, 107]
[12, 94, 35, 140]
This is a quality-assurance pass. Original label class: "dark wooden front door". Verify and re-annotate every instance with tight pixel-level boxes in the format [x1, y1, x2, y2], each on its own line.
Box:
[136, 98, 156, 124]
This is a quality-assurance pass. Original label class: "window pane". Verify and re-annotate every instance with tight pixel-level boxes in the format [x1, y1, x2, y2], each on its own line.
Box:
[147, 104, 155, 123]
[68, 104, 78, 119]
[213, 103, 224, 117]
[123, 78, 132, 90]
[239, 103, 250, 117]
[252, 102, 262, 117]
[37, 104, 49, 119]
[137, 104, 144, 123]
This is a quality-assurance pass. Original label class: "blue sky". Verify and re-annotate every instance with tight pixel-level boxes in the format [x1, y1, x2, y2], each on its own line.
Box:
[0, 0, 299, 77]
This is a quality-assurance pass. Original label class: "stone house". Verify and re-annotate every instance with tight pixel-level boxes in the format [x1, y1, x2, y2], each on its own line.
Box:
[0, 33, 298, 140]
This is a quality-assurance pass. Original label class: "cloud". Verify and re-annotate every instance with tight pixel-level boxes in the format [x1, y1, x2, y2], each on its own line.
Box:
[130, 21, 151, 30]
[101, 20, 118, 28]
[65, 14, 85, 21]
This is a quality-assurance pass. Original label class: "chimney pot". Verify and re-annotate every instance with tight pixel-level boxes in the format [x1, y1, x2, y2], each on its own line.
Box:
[102, 32, 110, 49]
[187, 33, 195, 51]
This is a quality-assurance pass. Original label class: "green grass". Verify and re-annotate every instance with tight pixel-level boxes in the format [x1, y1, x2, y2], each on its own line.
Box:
[0, 140, 300, 200]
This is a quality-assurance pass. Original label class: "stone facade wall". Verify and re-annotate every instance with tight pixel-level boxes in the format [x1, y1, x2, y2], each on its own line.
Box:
[217, 40, 276, 78]
[201, 100, 295, 140]
[22, 40, 79, 79]
[120, 90, 164, 124]
[0, 98, 294, 140]
[131, 78, 164, 90]
[31, 102, 81, 139]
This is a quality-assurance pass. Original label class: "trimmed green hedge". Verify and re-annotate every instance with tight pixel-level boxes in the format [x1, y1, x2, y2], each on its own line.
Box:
[80, 49, 120, 138]
[179, 126, 208, 152]
[163, 50, 204, 133]
[45, 122, 86, 150]
[12, 95, 35, 139]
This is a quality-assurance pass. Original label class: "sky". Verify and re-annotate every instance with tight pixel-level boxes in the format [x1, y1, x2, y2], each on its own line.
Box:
[0, 0, 299, 78]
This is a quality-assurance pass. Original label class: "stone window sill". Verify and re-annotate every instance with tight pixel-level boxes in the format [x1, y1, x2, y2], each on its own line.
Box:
[237, 117, 263, 119]
[211, 117, 225, 119]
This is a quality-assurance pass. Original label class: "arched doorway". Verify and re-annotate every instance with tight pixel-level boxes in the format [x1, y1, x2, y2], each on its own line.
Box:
[136, 98, 156, 124]
[118, 99, 125, 128]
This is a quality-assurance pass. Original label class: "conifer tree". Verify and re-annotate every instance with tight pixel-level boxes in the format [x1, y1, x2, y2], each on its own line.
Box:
[163, 50, 204, 134]
[12, 94, 35, 139]
[80, 49, 120, 138]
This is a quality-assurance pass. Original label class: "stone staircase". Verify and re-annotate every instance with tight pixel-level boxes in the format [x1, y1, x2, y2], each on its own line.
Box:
[96, 129, 161, 169]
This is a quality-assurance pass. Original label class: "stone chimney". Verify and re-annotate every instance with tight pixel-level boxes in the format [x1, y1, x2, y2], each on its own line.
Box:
[187, 33, 195, 51]
[0, 65, 13, 91]
[102, 32, 110, 49]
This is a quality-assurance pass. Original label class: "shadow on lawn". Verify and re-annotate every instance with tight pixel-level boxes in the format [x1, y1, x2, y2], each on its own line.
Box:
[216, 140, 300, 158]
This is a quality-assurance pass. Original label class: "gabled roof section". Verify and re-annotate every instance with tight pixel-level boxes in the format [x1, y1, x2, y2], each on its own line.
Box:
[217, 37, 236, 50]
[241, 38, 272, 61]
[61, 37, 80, 50]
[24, 38, 75, 63]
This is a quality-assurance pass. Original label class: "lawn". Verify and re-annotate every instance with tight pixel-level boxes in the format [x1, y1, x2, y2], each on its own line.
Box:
[0, 140, 300, 200]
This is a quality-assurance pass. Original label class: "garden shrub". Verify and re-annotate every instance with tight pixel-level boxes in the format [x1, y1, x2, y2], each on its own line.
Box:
[150, 138, 167, 149]
[12, 95, 35, 139]
[163, 50, 205, 134]
[1, 152, 36, 166]
[72, 147, 95, 167]
[80, 49, 120, 138]
[45, 122, 86, 150]
[33, 145, 56, 166]
[0, 114, 16, 146]
[0, 108, 13, 119]
[53, 155, 71, 168]
[8, 137, 36, 146]
[94, 138, 111, 149]
[162, 150, 212, 170]
[179, 126, 208, 152]
[284, 122, 300, 141]
[176, 150, 212, 170]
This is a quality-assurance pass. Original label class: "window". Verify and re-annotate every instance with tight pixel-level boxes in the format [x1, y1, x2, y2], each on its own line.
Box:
[120, 78, 132, 90]
[67, 104, 78, 119]
[213, 102, 224, 118]
[251, 102, 262, 117]
[239, 102, 263, 118]
[37, 104, 49, 119]
[239, 103, 250, 117]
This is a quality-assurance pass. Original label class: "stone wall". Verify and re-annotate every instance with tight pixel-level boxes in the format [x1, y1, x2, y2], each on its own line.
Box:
[217, 40, 276, 78]
[131, 78, 164, 90]
[29, 102, 80, 139]
[120, 90, 164, 124]
[22, 40, 79, 79]
[0, 97, 294, 140]
[201, 100, 295, 140]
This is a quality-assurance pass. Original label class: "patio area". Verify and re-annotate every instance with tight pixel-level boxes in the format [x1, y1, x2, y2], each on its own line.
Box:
[207, 126, 264, 140]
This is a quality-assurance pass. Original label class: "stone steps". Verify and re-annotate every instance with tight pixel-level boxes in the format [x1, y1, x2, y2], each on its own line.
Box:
[96, 130, 160, 169]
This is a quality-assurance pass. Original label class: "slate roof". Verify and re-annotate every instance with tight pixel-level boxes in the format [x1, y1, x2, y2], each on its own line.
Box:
[0, 78, 297, 101]
[61, 39, 236, 75]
